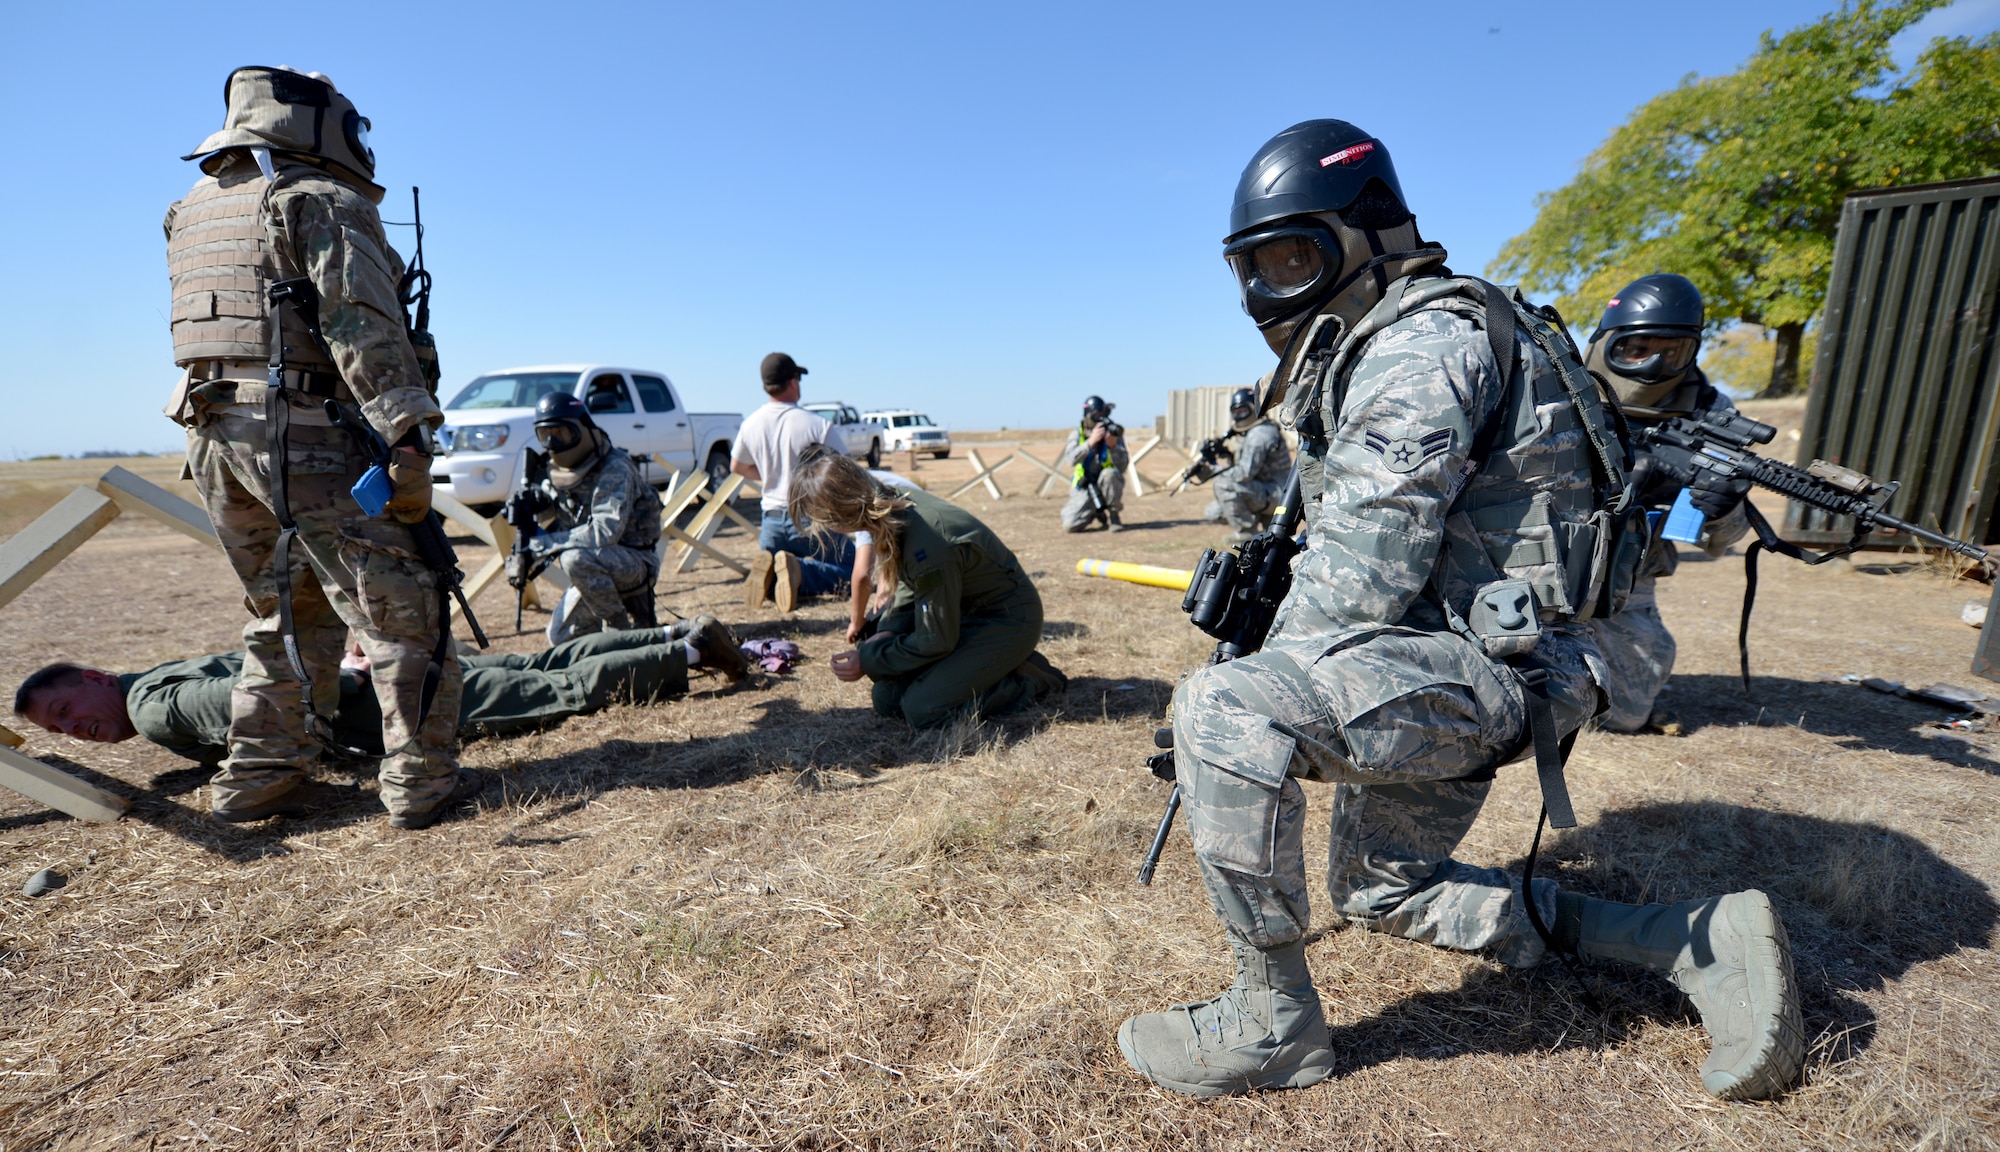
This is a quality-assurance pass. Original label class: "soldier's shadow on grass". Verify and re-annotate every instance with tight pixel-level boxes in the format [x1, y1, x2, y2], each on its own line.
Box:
[0, 753, 383, 863]
[482, 677, 1178, 817]
[1649, 673, 2000, 776]
[1325, 802, 1992, 1077]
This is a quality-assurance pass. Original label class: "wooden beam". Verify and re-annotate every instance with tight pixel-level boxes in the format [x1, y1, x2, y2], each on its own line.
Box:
[654, 474, 711, 568]
[94, 467, 218, 548]
[0, 723, 24, 750]
[431, 490, 498, 548]
[0, 487, 122, 612]
[949, 449, 1013, 500]
[672, 474, 747, 574]
[1125, 435, 1166, 498]
[660, 522, 749, 576]
[1012, 449, 1068, 498]
[0, 746, 129, 823]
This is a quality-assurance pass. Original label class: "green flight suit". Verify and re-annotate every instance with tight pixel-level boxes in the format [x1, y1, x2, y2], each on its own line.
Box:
[121, 629, 689, 763]
[857, 489, 1046, 728]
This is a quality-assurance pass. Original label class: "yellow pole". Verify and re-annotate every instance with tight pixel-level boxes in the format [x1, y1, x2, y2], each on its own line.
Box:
[1075, 558, 1194, 592]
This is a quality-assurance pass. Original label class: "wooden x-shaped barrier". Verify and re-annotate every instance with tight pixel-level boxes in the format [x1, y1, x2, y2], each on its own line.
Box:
[0, 466, 226, 823]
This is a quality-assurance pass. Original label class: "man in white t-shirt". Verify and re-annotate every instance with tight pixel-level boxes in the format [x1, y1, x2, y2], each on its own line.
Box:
[731, 352, 854, 611]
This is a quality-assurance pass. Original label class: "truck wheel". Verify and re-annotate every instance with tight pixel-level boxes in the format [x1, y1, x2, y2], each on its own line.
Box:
[705, 448, 732, 494]
[866, 440, 881, 469]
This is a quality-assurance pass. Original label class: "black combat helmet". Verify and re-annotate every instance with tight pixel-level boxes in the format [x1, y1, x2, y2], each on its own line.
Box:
[533, 391, 595, 455]
[1082, 395, 1114, 425]
[1592, 273, 1706, 386]
[1229, 386, 1257, 426]
[1224, 120, 1414, 330]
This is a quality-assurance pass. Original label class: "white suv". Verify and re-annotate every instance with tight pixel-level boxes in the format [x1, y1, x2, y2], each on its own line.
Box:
[863, 410, 951, 459]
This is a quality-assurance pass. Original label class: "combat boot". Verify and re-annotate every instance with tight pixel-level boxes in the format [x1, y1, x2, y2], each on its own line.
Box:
[1107, 511, 1124, 533]
[1014, 650, 1068, 701]
[1562, 888, 1803, 1100]
[1118, 939, 1333, 1097]
[691, 615, 750, 682]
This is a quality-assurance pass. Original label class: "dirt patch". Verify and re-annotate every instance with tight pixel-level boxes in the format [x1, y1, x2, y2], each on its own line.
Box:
[0, 458, 1994, 1150]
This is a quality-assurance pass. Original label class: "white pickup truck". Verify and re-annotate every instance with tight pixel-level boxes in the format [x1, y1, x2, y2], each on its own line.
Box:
[802, 401, 887, 468]
[432, 364, 741, 510]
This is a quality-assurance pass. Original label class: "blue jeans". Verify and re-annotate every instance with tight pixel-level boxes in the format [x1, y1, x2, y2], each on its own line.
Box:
[759, 510, 853, 598]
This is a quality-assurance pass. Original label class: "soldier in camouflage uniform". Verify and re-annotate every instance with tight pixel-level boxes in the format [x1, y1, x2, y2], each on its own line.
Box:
[513, 393, 664, 644]
[1203, 384, 1294, 540]
[1117, 121, 1801, 1103]
[165, 67, 475, 828]
[1059, 396, 1128, 532]
[1581, 275, 1750, 732]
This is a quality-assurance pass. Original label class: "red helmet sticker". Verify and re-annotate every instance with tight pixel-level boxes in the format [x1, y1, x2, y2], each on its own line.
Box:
[1320, 141, 1376, 167]
[1608, 298, 1621, 306]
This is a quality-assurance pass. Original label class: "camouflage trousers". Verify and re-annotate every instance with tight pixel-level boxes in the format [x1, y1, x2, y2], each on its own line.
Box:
[1172, 628, 1562, 967]
[547, 544, 656, 644]
[872, 588, 1044, 728]
[187, 410, 462, 817]
[1203, 473, 1283, 534]
[1060, 470, 1124, 530]
[1585, 575, 1674, 733]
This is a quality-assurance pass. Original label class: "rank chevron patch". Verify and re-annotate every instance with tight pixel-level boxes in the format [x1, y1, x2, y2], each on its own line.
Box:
[1362, 427, 1455, 474]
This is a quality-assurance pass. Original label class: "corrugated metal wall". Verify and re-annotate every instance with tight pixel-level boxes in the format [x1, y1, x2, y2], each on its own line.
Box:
[1165, 385, 1243, 450]
[1791, 175, 2000, 547]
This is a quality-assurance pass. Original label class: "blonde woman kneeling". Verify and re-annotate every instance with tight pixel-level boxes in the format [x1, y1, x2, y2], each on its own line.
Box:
[792, 453, 1067, 728]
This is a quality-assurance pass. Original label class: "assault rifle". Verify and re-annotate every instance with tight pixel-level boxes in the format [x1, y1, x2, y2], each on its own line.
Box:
[1166, 430, 1240, 497]
[502, 448, 552, 631]
[1137, 470, 1304, 885]
[1632, 409, 1989, 687]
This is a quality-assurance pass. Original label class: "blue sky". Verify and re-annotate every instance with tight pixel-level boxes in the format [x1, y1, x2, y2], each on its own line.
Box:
[4, 0, 1995, 457]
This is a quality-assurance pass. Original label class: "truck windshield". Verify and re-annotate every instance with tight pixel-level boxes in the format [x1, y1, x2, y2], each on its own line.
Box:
[448, 372, 580, 410]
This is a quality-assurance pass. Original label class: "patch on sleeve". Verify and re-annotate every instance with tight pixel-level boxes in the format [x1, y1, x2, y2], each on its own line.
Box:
[1362, 427, 1455, 474]
[913, 548, 928, 562]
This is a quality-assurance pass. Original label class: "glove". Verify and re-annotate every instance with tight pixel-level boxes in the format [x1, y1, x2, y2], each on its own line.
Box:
[1687, 468, 1752, 521]
[505, 552, 528, 586]
[384, 445, 435, 524]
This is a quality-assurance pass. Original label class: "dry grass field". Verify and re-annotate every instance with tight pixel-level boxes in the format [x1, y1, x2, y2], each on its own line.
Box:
[1, 415, 1996, 1150]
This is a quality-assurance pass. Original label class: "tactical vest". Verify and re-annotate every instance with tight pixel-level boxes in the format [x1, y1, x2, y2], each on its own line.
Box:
[165, 164, 334, 372]
[1290, 274, 1640, 631]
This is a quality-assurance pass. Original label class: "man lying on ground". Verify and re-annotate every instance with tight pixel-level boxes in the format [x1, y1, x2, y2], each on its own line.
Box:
[14, 618, 748, 764]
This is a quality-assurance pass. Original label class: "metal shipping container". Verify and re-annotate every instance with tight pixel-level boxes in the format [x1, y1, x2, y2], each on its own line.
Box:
[1791, 175, 2000, 549]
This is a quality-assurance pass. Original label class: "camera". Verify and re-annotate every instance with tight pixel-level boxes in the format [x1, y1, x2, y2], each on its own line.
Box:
[1094, 419, 1124, 439]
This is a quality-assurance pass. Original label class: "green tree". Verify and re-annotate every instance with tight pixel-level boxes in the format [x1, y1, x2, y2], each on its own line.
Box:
[1491, 1, 2000, 396]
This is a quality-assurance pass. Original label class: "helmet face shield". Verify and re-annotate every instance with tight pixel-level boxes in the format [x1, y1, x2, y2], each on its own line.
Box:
[1224, 223, 1340, 329]
[535, 421, 583, 454]
[1607, 329, 1700, 382]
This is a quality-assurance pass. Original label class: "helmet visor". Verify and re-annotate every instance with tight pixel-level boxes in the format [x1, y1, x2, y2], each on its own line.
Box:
[1607, 331, 1699, 376]
[1224, 224, 1339, 328]
[535, 422, 583, 454]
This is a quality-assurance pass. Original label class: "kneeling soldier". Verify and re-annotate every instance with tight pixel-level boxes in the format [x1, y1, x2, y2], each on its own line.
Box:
[1119, 120, 1803, 1103]
[513, 393, 664, 644]
[1203, 383, 1293, 541]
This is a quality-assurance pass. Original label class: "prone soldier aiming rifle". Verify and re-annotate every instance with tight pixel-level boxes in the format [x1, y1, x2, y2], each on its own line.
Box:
[502, 448, 552, 631]
[1137, 470, 1303, 884]
[1634, 409, 1991, 686]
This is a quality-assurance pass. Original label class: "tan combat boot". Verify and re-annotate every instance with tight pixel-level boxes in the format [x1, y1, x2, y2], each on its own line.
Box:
[1564, 889, 1804, 1100]
[1118, 939, 1333, 1097]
